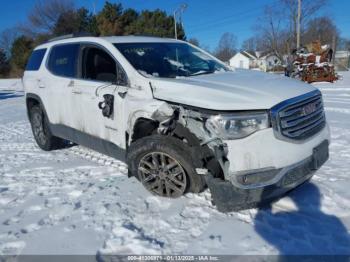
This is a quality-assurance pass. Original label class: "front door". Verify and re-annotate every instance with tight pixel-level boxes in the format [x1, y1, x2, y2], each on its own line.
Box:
[71, 44, 129, 149]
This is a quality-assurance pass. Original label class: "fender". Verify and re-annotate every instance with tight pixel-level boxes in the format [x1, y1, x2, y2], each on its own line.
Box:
[25, 93, 50, 122]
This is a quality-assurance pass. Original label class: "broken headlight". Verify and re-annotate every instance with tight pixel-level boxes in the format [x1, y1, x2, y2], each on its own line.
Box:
[205, 112, 269, 139]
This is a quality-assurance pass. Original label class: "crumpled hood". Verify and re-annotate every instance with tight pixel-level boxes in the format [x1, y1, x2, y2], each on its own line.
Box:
[150, 69, 317, 111]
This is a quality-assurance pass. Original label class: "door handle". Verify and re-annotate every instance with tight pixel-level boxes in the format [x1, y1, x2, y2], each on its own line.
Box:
[72, 90, 82, 94]
[37, 79, 45, 88]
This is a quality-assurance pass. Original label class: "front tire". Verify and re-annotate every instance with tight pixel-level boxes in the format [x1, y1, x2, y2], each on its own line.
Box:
[29, 105, 66, 151]
[127, 135, 206, 198]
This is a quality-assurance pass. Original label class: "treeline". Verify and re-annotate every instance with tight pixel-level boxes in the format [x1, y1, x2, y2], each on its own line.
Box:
[0, 0, 185, 77]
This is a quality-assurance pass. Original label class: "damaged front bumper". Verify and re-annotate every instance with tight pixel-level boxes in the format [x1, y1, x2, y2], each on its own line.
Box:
[148, 102, 330, 212]
[205, 140, 329, 212]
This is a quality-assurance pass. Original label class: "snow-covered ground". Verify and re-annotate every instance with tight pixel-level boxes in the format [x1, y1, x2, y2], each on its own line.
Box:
[0, 74, 349, 256]
[0, 79, 22, 92]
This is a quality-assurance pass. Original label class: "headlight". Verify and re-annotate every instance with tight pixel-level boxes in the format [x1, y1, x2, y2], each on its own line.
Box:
[205, 112, 269, 139]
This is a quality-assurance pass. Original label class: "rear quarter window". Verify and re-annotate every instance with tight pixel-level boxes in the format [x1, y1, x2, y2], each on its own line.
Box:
[47, 44, 79, 77]
[25, 49, 47, 71]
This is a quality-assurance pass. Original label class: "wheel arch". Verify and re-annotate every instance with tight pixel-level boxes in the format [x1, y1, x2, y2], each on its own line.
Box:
[127, 101, 225, 179]
[128, 116, 224, 179]
[130, 117, 159, 143]
[25, 93, 48, 120]
[129, 116, 201, 146]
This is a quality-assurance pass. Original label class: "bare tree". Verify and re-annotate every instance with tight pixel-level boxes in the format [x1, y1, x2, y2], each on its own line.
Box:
[303, 16, 338, 46]
[23, 0, 74, 35]
[255, 5, 285, 58]
[214, 32, 237, 62]
[241, 37, 257, 51]
[253, 0, 329, 58]
[0, 28, 19, 57]
[188, 37, 200, 47]
[280, 0, 328, 47]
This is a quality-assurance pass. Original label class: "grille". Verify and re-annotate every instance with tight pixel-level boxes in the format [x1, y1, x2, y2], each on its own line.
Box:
[272, 91, 326, 141]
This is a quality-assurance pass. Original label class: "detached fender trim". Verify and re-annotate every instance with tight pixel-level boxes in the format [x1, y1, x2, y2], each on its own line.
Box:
[204, 140, 329, 212]
[205, 171, 313, 212]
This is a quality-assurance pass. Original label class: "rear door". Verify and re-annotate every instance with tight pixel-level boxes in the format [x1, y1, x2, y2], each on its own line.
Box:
[71, 43, 129, 148]
[45, 43, 80, 128]
[23, 48, 47, 107]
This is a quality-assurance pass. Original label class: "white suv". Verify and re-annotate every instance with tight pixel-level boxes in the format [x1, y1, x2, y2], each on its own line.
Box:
[23, 35, 330, 211]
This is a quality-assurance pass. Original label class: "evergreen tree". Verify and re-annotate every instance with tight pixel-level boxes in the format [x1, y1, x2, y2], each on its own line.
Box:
[6, 1, 188, 76]
[53, 10, 80, 35]
[53, 7, 98, 36]
[96, 2, 123, 36]
[127, 9, 185, 39]
[78, 8, 98, 35]
[0, 49, 10, 77]
[120, 8, 138, 35]
[94, 2, 186, 39]
[10, 36, 33, 71]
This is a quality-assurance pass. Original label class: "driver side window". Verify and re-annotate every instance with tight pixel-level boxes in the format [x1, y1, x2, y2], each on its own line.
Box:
[81, 46, 128, 86]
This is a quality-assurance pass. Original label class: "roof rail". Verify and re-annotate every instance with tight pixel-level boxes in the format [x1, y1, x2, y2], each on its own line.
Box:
[130, 34, 167, 38]
[47, 32, 96, 42]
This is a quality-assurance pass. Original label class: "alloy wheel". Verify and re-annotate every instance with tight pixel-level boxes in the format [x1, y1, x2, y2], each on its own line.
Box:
[31, 110, 47, 145]
[138, 152, 187, 198]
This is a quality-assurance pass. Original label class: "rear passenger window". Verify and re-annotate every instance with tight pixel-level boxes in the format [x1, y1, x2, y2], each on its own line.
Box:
[26, 49, 46, 71]
[48, 44, 79, 77]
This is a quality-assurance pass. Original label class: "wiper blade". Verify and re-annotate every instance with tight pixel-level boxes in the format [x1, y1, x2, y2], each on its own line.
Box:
[190, 70, 215, 76]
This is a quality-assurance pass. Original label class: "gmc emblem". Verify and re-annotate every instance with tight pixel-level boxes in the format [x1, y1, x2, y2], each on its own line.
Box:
[301, 102, 317, 116]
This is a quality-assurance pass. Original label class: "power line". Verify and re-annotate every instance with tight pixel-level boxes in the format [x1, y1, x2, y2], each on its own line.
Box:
[185, 0, 277, 31]
[188, 12, 260, 34]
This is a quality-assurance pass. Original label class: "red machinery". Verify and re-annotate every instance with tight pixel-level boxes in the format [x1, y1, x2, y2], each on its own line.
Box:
[291, 41, 338, 83]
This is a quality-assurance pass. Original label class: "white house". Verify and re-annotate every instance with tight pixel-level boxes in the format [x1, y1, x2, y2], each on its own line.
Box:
[229, 51, 281, 71]
[257, 53, 281, 72]
[229, 51, 257, 69]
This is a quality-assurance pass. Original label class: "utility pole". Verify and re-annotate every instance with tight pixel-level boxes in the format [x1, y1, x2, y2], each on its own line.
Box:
[173, 11, 177, 40]
[297, 0, 301, 49]
[173, 3, 188, 39]
[332, 34, 337, 62]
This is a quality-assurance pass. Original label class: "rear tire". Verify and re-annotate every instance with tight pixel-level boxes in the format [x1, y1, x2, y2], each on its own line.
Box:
[127, 135, 206, 197]
[29, 105, 66, 151]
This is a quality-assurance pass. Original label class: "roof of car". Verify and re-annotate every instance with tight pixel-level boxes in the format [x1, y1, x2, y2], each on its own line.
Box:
[101, 35, 181, 43]
[37, 35, 182, 49]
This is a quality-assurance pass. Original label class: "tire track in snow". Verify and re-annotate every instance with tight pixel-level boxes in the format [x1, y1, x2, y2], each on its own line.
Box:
[325, 107, 350, 114]
[0, 119, 217, 255]
[2, 87, 350, 255]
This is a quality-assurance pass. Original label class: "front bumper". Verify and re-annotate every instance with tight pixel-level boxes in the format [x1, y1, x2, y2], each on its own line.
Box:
[223, 125, 330, 178]
[205, 140, 329, 212]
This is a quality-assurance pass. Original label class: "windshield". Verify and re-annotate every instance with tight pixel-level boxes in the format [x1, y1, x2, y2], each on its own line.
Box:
[114, 42, 229, 78]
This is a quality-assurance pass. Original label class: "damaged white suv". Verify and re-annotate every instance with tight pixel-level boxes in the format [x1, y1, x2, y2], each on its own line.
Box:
[23, 35, 330, 211]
